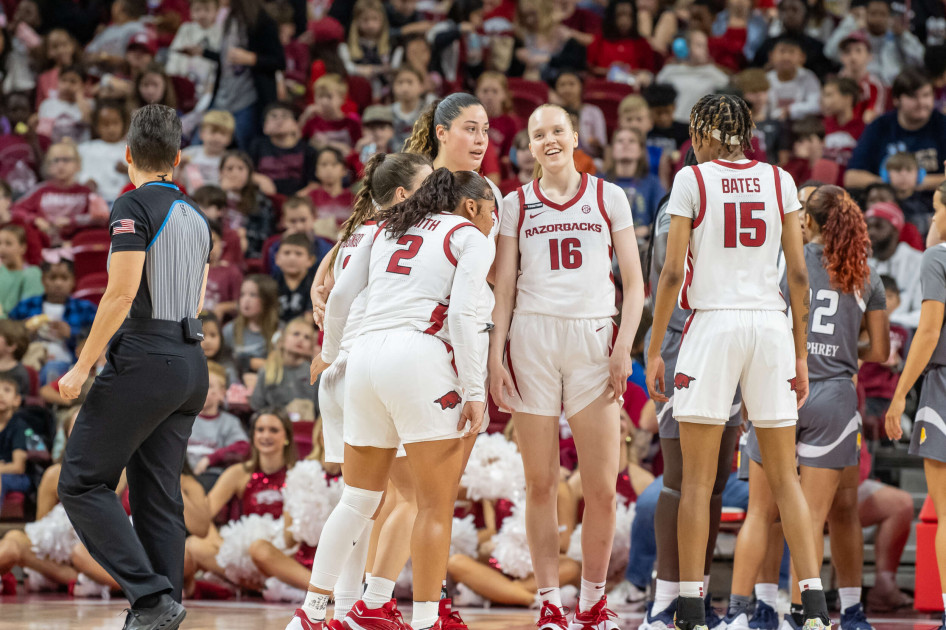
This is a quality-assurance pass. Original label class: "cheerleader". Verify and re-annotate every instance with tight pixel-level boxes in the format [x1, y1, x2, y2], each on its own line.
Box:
[488, 103, 645, 629]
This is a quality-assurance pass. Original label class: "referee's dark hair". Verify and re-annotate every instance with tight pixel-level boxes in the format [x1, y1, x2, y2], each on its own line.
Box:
[127, 104, 182, 172]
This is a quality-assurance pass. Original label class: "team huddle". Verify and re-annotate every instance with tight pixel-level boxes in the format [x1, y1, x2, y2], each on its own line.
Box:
[280, 89, 946, 630]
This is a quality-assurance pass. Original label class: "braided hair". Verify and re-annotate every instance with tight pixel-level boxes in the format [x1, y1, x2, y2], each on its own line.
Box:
[379, 168, 493, 239]
[806, 185, 872, 295]
[689, 94, 755, 154]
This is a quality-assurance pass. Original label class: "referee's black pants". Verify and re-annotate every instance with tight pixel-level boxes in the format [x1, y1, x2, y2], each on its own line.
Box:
[60, 320, 209, 607]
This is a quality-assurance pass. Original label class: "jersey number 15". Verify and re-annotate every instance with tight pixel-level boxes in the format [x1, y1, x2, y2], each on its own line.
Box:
[723, 202, 767, 248]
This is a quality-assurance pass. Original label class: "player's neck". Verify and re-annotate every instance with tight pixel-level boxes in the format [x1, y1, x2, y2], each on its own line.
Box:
[539, 166, 582, 198]
[716, 150, 747, 162]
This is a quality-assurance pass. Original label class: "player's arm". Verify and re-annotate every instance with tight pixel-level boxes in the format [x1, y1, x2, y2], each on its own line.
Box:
[310, 244, 339, 329]
[887, 300, 944, 438]
[781, 213, 810, 407]
[611, 223, 645, 403]
[646, 214, 691, 402]
[317, 241, 370, 371]
[860, 310, 890, 362]
[488, 193, 523, 411]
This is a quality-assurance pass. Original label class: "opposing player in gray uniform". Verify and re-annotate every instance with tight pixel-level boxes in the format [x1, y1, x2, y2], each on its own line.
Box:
[737, 186, 889, 630]
[886, 182, 946, 630]
[634, 150, 742, 630]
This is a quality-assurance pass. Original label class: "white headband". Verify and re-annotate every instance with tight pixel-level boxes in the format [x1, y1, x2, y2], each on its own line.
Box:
[711, 128, 743, 145]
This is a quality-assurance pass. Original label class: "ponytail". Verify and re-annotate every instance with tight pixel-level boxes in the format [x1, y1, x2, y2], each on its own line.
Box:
[807, 185, 871, 295]
[402, 93, 484, 160]
[332, 153, 387, 268]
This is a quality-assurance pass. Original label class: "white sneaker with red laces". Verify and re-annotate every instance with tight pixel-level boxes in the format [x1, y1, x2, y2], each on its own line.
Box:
[343, 599, 412, 630]
[537, 601, 570, 629]
[285, 609, 327, 630]
[428, 599, 468, 629]
[568, 598, 621, 630]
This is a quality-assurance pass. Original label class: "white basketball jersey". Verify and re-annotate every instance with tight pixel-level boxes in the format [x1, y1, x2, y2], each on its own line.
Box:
[332, 221, 379, 353]
[667, 159, 801, 311]
[499, 173, 634, 318]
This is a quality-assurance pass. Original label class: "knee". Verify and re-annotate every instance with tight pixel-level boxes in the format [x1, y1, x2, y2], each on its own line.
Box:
[525, 471, 559, 503]
[248, 539, 275, 564]
[582, 484, 617, 513]
[339, 486, 385, 521]
[893, 489, 915, 522]
[446, 553, 471, 577]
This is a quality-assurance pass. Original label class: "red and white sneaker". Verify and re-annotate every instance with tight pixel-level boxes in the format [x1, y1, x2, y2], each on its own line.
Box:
[343, 599, 411, 630]
[568, 598, 621, 630]
[285, 609, 327, 630]
[537, 601, 570, 629]
[327, 620, 346, 630]
[428, 599, 468, 629]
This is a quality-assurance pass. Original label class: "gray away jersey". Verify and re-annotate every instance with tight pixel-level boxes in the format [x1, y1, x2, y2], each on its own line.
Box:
[922, 243, 946, 367]
[805, 242, 885, 380]
[652, 199, 691, 335]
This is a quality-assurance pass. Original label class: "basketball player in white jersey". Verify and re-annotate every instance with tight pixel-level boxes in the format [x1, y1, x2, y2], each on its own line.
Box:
[646, 94, 830, 630]
[489, 104, 645, 630]
[288, 168, 495, 630]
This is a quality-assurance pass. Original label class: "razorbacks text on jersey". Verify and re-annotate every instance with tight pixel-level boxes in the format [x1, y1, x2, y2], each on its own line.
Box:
[667, 159, 802, 311]
[499, 173, 634, 319]
[322, 212, 493, 401]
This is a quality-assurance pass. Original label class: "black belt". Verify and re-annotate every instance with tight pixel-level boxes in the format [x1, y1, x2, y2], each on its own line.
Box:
[120, 318, 204, 343]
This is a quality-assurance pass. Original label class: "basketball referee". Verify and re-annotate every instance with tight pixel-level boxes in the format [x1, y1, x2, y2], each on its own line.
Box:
[58, 104, 211, 630]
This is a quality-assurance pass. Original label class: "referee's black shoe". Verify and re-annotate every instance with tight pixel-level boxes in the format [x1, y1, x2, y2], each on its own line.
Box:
[122, 594, 186, 630]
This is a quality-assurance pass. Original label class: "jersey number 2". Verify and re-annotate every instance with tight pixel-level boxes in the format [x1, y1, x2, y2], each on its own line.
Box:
[549, 238, 582, 270]
[386, 235, 423, 275]
[724, 202, 766, 248]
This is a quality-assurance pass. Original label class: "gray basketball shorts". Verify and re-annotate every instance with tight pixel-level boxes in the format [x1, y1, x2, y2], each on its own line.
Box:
[744, 378, 861, 470]
[910, 365, 946, 464]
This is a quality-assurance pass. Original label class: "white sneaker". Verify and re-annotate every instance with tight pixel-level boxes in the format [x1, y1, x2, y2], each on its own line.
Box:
[609, 580, 647, 608]
[725, 611, 749, 630]
[71, 573, 110, 599]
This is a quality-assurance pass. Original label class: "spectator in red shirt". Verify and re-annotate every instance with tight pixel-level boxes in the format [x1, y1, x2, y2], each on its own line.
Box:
[783, 116, 842, 186]
[838, 31, 887, 125]
[0, 93, 51, 199]
[476, 71, 523, 178]
[11, 141, 108, 246]
[822, 77, 865, 168]
[587, 0, 657, 79]
[302, 146, 353, 228]
[556, 0, 601, 47]
[271, 0, 310, 100]
[300, 73, 362, 157]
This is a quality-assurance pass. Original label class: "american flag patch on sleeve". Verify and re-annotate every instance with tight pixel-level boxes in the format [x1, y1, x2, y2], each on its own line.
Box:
[111, 219, 135, 235]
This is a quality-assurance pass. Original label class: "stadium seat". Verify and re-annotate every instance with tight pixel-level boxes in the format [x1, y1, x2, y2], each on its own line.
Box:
[73, 271, 109, 306]
[346, 75, 374, 115]
[170, 75, 198, 114]
[915, 495, 943, 611]
[584, 80, 636, 137]
[508, 77, 549, 121]
[71, 229, 111, 282]
[292, 420, 315, 460]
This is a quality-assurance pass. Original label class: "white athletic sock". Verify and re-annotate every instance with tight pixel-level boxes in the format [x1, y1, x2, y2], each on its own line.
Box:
[755, 583, 778, 608]
[680, 581, 704, 599]
[942, 593, 946, 610]
[579, 578, 606, 613]
[538, 586, 563, 609]
[302, 590, 331, 622]
[798, 578, 823, 593]
[412, 600, 440, 629]
[703, 575, 711, 597]
[653, 579, 679, 615]
[839, 587, 861, 611]
[307, 487, 383, 590]
[333, 526, 371, 619]
[363, 576, 396, 610]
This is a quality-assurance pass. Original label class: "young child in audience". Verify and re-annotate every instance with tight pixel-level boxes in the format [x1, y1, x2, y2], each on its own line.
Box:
[134, 62, 177, 109]
[618, 94, 669, 183]
[9, 260, 97, 383]
[0, 93, 52, 199]
[356, 105, 396, 165]
[166, 0, 221, 111]
[821, 77, 864, 169]
[188, 361, 250, 491]
[272, 233, 315, 323]
[301, 74, 362, 155]
[0, 373, 28, 507]
[35, 29, 79, 106]
[263, 196, 334, 274]
[0, 320, 30, 397]
[78, 100, 129, 205]
[395, 35, 442, 97]
[12, 141, 108, 245]
[642, 83, 690, 162]
[125, 31, 158, 78]
[303, 147, 353, 229]
[193, 185, 243, 269]
[339, 0, 392, 99]
[0, 225, 43, 317]
[784, 116, 839, 185]
[766, 35, 822, 121]
[219, 151, 276, 260]
[732, 68, 787, 165]
[249, 102, 316, 197]
[608, 128, 665, 243]
[199, 312, 240, 386]
[837, 32, 887, 125]
[250, 317, 318, 417]
[180, 110, 235, 189]
[205, 222, 244, 322]
[36, 65, 91, 144]
[271, 1, 309, 100]
[554, 70, 608, 161]
[476, 71, 521, 173]
[222, 274, 280, 387]
[84, 0, 149, 64]
[390, 65, 427, 150]
[884, 152, 934, 234]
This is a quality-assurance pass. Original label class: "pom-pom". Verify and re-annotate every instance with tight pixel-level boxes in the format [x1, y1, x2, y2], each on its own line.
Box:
[216, 513, 288, 586]
[25, 504, 78, 564]
[566, 502, 635, 574]
[283, 460, 345, 546]
[489, 502, 533, 579]
[24, 568, 55, 592]
[461, 433, 526, 502]
[566, 524, 583, 563]
[262, 577, 308, 603]
[450, 515, 479, 558]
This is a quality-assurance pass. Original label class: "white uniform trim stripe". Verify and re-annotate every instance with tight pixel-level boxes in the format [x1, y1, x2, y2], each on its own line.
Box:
[796, 413, 860, 459]
[916, 406, 946, 440]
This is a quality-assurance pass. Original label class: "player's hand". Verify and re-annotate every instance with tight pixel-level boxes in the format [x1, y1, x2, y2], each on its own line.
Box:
[310, 355, 331, 384]
[793, 358, 810, 409]
[609, 343, 632, 403]
[488, 364, 516, 412]
[311, 284, 328, 329]
[459, 400, 486, 437]
[646, 354, 668, 402]
[59, 364, 88, 401]
[885, 396, 905, 440]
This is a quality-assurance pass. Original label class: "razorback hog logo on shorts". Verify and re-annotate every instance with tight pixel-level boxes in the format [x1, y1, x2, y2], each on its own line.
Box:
[788, 377, 797, 392]
[674, 373, 696, 390]
[434, 391, 462, 410]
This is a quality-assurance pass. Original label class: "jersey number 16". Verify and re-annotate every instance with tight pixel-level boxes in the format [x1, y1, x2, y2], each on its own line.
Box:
[549, 238, 582, 270]
[723, 202, 767, 248]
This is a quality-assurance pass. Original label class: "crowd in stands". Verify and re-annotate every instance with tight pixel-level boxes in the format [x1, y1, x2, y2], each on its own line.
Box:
[0, 0, 943, 610]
